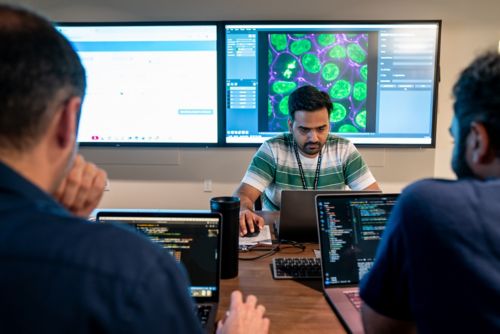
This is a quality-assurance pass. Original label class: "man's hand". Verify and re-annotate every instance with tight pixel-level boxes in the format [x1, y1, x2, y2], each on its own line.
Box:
[53, 154, 107, 217]
[216, 291, 270, 334]
[239, 209, 265, 236]
[234, 183, 265, 236]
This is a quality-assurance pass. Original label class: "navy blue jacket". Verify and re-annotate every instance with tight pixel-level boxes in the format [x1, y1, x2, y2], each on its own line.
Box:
[0, 162, 203, 333]
[360, 178, 500, 333]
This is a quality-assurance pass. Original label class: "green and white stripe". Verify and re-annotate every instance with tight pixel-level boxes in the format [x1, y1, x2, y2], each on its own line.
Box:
[242, 133, 376, 210]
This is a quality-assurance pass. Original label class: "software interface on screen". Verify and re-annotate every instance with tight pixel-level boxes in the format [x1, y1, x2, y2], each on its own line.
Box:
[317, 195, 397, 285]
[98, 215, 220, 298]
[57, 24, 218, 144]
[225, 23, 440, 145]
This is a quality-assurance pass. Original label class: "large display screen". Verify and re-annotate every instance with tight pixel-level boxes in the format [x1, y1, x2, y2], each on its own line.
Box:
[225, 21, 441, 146]
[57, 23, 219, 146]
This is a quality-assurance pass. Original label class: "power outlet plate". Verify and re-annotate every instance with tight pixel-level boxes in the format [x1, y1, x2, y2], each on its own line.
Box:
[203, 179, 212, 192]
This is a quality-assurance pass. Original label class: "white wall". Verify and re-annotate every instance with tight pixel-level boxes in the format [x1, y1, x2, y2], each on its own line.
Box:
[10, 0, 500, 209]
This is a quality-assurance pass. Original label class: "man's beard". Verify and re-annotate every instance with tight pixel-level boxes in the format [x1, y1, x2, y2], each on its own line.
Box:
[54, 143, 78, 192]
[300, 141, 322, 155]
[452, 135, 475, 179]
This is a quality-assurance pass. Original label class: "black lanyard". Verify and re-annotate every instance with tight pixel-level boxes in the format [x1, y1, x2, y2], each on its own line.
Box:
[293, 140, 322, 190]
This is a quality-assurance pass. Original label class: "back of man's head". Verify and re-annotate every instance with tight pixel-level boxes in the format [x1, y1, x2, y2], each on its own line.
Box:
[0, 5, 85, 152]
[288, 85, 333, 121]
[453, 52, 500, 156]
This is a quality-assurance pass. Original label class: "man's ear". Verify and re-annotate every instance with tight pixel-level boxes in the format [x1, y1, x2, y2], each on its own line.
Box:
[469, 122, 493, 164]
[55, 96, 81, 149]
[288, 118, 293, 132]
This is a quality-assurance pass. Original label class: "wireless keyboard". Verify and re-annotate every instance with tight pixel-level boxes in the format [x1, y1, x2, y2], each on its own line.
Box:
[272, 257, 321, 279]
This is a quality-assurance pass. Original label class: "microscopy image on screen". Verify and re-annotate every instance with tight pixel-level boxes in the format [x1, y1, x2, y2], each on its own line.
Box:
[261, 32, 371, 133]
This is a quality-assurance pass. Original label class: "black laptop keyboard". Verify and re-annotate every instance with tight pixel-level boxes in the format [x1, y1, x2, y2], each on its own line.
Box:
[272, 257, 322, 279]
[195, 304, 213, 327]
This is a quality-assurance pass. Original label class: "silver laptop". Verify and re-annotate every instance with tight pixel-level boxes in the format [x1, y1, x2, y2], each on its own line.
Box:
[315, 193, 399, 334]
[96, 210, 221, 334]
[277, 190, 381, 243]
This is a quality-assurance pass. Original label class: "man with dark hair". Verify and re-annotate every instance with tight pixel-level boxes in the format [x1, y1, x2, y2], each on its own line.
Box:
[235, 85, 380, 235]
[0, 3, 105, 218]
[360, 52, 500, 333]
[0, 4, 269, 333]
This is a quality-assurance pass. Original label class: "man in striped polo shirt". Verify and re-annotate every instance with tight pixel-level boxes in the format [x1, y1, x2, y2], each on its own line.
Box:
[234, 85, 380, 236]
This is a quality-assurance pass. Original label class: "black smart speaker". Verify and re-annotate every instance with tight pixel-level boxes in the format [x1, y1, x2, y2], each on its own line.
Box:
[210, 196, 240, 279]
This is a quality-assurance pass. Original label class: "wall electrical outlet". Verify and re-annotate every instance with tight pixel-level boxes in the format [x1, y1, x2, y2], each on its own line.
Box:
[203, 179, 213, 192]
[104, 179, 111, 191]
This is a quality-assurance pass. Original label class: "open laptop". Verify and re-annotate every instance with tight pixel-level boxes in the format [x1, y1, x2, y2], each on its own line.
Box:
[315, 193, 399, 334]
[96, 210, 221, 334]
[277, 190, 381, 243]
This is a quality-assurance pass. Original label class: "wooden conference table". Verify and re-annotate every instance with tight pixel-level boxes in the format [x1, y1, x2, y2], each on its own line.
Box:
[217, 211, 347, 334]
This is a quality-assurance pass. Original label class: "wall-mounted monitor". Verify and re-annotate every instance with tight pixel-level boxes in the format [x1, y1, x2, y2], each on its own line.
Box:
[57, 23, 220, 146]
[224, 21, 441, 147]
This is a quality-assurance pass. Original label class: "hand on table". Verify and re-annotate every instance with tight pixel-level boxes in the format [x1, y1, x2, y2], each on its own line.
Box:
[239, 209, 265, 236]
[217, 291, 270, 334]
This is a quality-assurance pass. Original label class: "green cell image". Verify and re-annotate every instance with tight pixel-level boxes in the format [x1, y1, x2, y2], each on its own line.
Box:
[283, 60, 298, 80]
[268, 50, 272, 66]
[279, 96, 290, 115]
[328, 45, 346, 59]
[270, 34, 288, 51]
[302, 53, 321, 74]
[274, 53, 299, 81]
[355, 110, 367, 128]
[321, 63, 340, 82]
[360, 64, 368, 81]
[272, 81, 297, 95]
[317, 34, 336, 47]
[347, 43, 366, 63]
[329, 80, 352, 99]
[353, 82, 367, 101]
[267, 32, 369, 133]
[290, 39, 312, 56]
[330, 103, 347, 123]
[339, 124, 359, 133]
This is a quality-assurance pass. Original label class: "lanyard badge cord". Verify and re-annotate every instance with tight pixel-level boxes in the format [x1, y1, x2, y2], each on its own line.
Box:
[292, 140, 322, 190]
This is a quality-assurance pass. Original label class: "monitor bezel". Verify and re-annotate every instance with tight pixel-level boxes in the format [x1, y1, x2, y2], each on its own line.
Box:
[221, 19, 442, 149]
[56, 21, 224, 148]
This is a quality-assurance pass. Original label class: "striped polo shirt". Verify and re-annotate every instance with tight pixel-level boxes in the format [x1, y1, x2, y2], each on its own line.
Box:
[241, 133, 376, 210]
